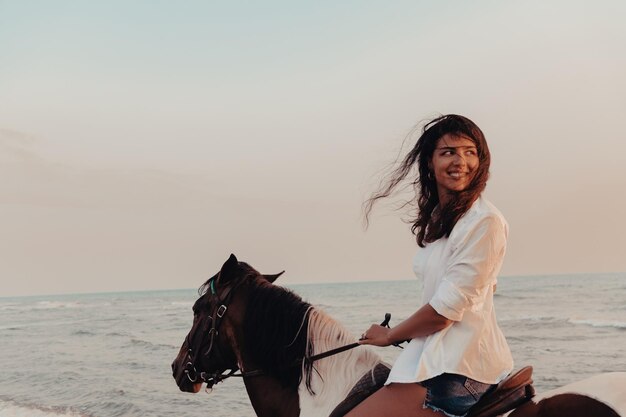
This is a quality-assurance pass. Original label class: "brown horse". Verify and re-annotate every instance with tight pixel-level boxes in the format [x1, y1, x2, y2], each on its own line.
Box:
[171, 254, 626, 417]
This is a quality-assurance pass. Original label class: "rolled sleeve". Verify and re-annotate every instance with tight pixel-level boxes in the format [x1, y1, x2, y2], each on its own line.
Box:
[429, 215, 507, 321]
[429, 279, 468, 321]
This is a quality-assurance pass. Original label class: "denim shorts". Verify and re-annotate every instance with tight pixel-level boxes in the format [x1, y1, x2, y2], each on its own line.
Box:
[420, 373, 496, 417]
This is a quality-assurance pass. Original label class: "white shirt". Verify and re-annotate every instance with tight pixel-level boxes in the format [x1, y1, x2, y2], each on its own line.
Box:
[386, 197, 514, 385]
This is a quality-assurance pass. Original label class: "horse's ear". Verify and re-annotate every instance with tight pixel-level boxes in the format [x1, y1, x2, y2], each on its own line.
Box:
[263, 271, 285, 283]
[218, 254, 239, 283]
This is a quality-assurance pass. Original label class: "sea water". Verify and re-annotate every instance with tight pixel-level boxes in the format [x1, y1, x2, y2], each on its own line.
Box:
[1, 274, 625, 417]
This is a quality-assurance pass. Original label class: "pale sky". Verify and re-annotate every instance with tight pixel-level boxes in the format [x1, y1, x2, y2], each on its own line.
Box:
[1, 1, 625, 297]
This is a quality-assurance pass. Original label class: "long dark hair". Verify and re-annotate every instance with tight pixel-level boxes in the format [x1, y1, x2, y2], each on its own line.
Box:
[364, 114, 491, 247]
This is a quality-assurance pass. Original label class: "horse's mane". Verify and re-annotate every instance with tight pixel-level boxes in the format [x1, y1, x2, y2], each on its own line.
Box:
[299, 308, 383, 413]
[243, 280, 315, 392]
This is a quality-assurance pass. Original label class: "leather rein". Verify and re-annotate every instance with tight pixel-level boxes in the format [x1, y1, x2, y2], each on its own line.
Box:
[183, 277, 385, 393]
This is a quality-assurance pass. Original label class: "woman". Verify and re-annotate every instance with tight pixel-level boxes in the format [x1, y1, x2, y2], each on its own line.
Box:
[348, 115, 513, 417]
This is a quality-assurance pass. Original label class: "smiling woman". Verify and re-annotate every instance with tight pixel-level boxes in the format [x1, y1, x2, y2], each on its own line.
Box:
[364, 114, 492, 248]
[357, 115, 511, 417]
[430, 134, 480, 203]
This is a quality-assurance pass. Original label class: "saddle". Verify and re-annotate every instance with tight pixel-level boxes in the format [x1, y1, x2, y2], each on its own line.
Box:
[467, 366, 535, 417]
[329, 363, 391, 417]
[328, 365, 534, 417]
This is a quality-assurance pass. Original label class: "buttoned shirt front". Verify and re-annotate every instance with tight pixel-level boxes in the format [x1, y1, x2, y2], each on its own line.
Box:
[386, 197, 514, 385]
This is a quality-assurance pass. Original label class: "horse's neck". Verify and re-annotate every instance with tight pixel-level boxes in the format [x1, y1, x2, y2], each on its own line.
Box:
[298, 309, 383, 417]
[243, 375, 300, 417]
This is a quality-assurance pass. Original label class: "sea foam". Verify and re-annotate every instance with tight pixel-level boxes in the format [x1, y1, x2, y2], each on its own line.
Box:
[569, 318, 626, 329]
[0, 400, 90, 417]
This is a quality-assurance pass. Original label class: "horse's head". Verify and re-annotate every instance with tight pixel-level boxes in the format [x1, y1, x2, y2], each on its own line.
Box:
[171, 253, 284, 393]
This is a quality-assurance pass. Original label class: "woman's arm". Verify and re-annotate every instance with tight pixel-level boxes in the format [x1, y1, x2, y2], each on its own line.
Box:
[360, 214, 506, 347]
[359, 303, 453, 347]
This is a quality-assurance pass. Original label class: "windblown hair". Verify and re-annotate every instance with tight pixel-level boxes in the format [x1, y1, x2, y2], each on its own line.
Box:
[364, 114, 491, 247]
[243, 280, 315, 392]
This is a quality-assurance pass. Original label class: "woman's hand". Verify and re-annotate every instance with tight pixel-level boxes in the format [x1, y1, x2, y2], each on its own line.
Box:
[358, 324, 392, 347]
[359, 304, 453, 347]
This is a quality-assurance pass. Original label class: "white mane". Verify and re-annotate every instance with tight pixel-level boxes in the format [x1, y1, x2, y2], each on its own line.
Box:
[298, 308, 387, 417]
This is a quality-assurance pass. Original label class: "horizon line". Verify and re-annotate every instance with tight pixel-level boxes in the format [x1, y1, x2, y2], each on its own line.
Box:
[2, 271, 625, 299]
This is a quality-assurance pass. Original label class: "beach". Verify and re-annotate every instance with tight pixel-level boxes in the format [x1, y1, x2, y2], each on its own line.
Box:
[1, 274, 625, 417]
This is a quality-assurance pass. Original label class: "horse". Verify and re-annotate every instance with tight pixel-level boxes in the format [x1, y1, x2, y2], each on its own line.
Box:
[171, 254, 626, 417]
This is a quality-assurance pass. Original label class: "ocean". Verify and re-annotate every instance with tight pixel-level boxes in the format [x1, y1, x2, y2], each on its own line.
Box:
[1, 274, 625, 417]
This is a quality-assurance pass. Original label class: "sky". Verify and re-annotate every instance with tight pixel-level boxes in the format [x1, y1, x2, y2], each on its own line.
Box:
[1, 1, 625, 297]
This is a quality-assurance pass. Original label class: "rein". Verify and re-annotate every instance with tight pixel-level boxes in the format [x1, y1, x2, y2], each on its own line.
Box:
[304, 313, 393, 362]
[185, 276, 397, 393]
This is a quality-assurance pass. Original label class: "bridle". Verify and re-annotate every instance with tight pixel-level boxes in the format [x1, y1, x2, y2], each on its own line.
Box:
[181, 275, 396, 393]
[183, 276, 259, 392]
